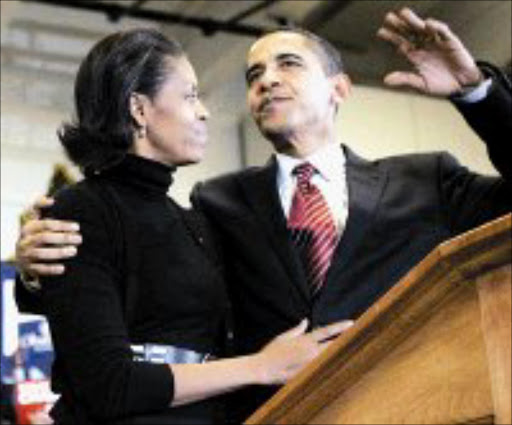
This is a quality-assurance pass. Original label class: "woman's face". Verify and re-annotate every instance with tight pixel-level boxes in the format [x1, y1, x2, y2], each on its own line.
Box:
[133, 56, 210, 166]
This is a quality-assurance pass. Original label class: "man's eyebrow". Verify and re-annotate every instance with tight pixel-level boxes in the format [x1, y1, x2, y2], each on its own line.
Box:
[276, 52, 304, 63]
[245, 52, 305, 81]
[245, 63, 263, 81]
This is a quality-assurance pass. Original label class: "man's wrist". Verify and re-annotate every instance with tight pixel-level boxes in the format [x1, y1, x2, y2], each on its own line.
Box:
[19, 269, 42, 292]
[449, 60, 510, 102]
[451, 78, 493, 103]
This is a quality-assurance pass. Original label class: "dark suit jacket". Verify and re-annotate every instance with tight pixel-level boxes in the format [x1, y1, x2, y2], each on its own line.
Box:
[192, 77, 511, 420]
[191, 75, 512, 357]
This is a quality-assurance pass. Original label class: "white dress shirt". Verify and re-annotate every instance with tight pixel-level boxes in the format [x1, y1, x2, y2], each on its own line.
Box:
[276, 143, 349, 235]
[274, 76, 493, 237]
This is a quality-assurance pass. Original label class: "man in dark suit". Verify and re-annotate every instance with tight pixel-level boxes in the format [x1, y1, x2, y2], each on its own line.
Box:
[183, 9, 512, 416]
[14, 7, 512, 419]
[190, 8, 511, 357]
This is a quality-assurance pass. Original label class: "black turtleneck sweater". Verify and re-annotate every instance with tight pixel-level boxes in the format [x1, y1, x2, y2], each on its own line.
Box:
[38, 155, 227, 424]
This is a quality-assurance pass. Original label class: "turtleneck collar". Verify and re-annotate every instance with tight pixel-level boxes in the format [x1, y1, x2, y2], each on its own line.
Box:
[98, 154, 177, 196]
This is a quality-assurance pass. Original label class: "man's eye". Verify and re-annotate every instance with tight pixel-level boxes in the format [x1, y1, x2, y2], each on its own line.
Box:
[246, 71, 260, 85]
[282, 60, 300, 68]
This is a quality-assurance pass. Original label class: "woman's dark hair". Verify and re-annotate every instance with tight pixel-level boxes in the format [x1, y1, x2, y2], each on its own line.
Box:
[59, 28, 184, 173]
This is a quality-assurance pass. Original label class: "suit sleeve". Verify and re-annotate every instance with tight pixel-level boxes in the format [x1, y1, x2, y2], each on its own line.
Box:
[452, 70, 512, 181]
[439, 152, 511, 235]
[190, 183, 226, 269]
[40, 186, 174, 420]
[442, 70, 512, 233]
[14, 274, 44, 314]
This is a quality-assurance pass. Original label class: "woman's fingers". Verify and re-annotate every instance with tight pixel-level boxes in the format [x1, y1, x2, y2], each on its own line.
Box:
[310, 320, 354, 343]
[275, 318, 309, 341]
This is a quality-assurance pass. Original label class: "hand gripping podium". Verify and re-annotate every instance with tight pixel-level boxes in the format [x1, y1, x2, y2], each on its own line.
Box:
[247, 214, 511, 425]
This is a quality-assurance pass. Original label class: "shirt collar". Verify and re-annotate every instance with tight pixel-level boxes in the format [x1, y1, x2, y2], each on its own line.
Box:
[276, 143, 346, 183]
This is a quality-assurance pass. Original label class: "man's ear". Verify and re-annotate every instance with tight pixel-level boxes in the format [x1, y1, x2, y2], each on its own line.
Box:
[129, 92, 148, 128]
[331, 73, 352, 105]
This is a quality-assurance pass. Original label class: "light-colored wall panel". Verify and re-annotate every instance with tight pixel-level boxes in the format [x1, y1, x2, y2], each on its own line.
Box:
[410, 95, 496, 175]
[243, 85, 498, 177]
[339, 86, 418, 159]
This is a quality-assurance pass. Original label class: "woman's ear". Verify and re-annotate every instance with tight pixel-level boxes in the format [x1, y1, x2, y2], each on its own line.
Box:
[129, 92, 147, 128]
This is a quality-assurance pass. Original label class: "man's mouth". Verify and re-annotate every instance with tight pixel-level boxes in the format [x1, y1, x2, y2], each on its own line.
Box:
[258, 96, 292, 113]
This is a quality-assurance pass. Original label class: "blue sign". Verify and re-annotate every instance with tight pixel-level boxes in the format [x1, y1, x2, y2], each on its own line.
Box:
[1, 262, 54, 382]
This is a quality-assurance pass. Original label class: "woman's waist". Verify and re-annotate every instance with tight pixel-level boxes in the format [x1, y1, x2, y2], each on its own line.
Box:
[130, 342, 217, 364]
[128, 328, 225, 357]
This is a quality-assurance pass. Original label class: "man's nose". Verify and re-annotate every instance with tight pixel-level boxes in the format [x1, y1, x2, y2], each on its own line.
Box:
[258, 67, 281, 92]
[197, 100, 210, 121]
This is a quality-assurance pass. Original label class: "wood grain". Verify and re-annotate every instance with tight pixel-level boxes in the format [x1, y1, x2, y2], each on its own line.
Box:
[246, 214, 511, 425]
[477, 265, 511, 425]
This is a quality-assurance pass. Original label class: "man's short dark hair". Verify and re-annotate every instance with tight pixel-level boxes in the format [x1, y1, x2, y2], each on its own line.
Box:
[267, 26, 344, 76]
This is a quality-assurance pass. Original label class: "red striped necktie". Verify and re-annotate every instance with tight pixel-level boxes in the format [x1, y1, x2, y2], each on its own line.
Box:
[288, 162, 338, 295]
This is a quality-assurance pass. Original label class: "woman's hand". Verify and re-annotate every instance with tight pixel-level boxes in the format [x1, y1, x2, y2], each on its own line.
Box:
[252, 318, 354, 385]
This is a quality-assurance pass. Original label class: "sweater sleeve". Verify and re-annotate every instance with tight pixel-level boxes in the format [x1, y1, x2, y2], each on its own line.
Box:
[40, 184, 174, 420]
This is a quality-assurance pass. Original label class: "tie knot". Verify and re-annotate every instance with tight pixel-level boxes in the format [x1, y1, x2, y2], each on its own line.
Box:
[293, 162, 316, 185]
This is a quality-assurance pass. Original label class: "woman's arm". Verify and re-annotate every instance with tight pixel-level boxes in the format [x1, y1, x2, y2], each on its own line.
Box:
[170, 319, 352, 406]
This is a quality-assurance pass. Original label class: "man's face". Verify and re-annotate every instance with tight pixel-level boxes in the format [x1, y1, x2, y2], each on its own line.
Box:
[245, 32, 338, 145]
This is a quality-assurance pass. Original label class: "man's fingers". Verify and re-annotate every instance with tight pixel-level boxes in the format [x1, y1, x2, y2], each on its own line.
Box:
[424, 18, 460, 46]
[398, 8, 426, 33]
[383, 71, 427, 91]
[27, 263, 65, 276]
[377, 27, 415, 53]
[310, 320, 354, 343]
[21, 218, 80, 237]
[24, 230, 83, 247]
[28, 246, 78, 261]
[34, 196, 55, 209]
[20, 197, 55, 225]
[383, 11, 409, 35]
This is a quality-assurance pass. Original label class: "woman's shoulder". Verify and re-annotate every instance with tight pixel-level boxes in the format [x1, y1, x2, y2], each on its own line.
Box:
[45, 177, 117, 224]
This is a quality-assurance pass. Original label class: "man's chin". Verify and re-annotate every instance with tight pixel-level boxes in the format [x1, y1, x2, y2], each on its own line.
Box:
[259, 126, 293, 152]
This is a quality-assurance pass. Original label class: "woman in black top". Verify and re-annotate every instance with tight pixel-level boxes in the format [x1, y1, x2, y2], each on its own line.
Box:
[20, 29, 349, 424]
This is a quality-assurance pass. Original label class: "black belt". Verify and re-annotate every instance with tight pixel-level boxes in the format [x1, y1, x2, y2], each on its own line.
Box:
[131, 343, 215, 364]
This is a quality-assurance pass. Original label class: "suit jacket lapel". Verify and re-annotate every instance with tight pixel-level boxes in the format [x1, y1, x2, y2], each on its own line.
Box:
[325, 145, 387, 286]
[237, 157, 311, 304]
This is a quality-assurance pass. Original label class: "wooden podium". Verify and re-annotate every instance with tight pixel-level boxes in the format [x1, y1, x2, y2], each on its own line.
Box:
[247, 214, 511, 425]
